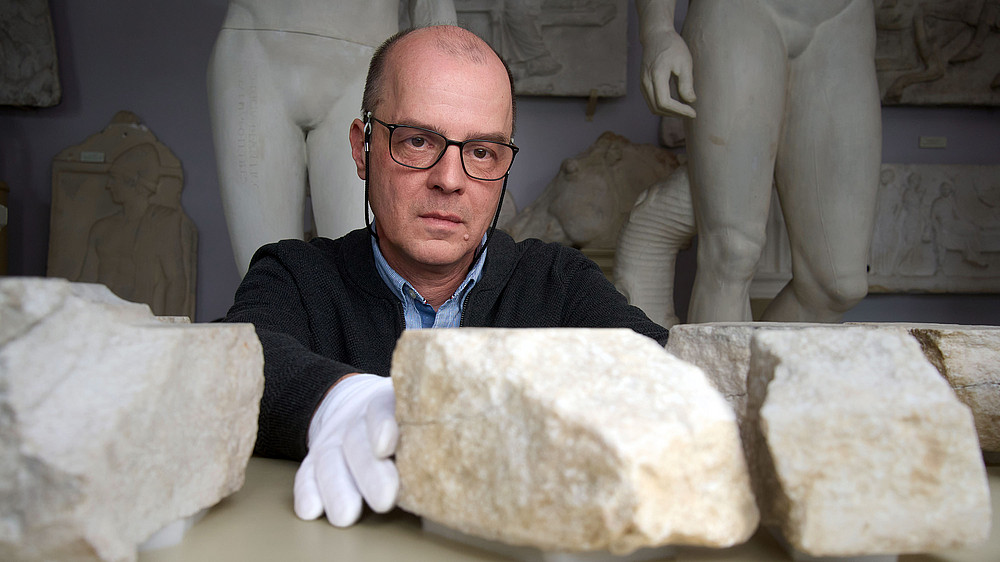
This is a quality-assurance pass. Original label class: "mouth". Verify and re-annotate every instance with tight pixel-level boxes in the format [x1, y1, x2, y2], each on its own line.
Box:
[419, 211, 463, 225]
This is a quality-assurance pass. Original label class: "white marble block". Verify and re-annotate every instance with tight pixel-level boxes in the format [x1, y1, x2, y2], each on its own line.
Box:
[850, 323, 1000, 453]
[0, 278, 264, 562]
[746, 327, 991, 557]
[392, 328, 758, 555]
[664, 322, 813, 420]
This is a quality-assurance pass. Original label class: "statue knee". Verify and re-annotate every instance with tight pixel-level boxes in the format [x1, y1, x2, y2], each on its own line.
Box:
[697, 230, 766, 282]
[803, 269, 869, 314]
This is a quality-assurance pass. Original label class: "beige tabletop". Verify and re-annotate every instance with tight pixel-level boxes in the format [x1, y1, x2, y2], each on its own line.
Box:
[141, 458, 1000, 562]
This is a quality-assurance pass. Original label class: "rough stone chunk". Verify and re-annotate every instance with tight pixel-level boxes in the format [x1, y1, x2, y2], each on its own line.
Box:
[746, 327, 991, 557]
[850, 322, 1000, 452]
[664, 322, 811, 420]
[0, 278, 264, 562]
[392, 328, 758, 555]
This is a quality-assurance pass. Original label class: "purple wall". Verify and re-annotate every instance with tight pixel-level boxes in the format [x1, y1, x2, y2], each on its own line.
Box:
[1, 1, 998, 323]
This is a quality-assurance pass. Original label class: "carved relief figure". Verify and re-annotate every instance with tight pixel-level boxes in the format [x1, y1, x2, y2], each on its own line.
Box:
[875, 0, 1000, 104]
[637, 0, 882, 323]
[77, 145, 194, 317]
[455, 0, 626, 96]
[208, 0, 456, 277]
[48, 112, 197, 319]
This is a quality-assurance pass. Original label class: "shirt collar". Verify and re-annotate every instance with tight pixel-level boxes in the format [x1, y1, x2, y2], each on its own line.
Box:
[371, 234, 487, 308]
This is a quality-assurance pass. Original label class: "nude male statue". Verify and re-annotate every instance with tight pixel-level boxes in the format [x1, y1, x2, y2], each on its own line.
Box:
[637, 0, 882, 322]
[208, 0, 456, 276]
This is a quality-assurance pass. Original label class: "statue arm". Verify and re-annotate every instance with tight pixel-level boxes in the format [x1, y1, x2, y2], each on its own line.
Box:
[636, 0, 697, 118]
[406, 0, 457, 26]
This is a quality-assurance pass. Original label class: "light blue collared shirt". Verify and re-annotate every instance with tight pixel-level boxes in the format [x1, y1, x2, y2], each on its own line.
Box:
[372, 236, 487, 330]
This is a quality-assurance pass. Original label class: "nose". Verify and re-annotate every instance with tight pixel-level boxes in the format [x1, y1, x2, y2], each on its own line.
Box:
[427, 144, 467, 193]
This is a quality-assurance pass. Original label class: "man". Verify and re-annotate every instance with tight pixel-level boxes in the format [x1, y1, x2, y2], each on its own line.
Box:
[225, 25, 668, 529]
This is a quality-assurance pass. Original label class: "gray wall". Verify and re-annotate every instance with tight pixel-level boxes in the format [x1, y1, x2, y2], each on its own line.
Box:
[2, 1, 998, 324]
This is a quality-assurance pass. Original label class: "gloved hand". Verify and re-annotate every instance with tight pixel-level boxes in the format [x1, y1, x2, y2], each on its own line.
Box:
[293, 374, 399, 527]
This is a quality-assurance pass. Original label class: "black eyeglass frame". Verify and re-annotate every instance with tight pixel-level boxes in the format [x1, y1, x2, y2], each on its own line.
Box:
[367, 116, 518, 182]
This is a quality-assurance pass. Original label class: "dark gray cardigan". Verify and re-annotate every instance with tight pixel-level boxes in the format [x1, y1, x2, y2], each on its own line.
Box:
[225, 228, 669, 460]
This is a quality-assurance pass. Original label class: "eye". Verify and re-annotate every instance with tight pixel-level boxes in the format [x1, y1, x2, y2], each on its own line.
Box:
[406, 135, 427, 149]
[468, 144, 497, 161]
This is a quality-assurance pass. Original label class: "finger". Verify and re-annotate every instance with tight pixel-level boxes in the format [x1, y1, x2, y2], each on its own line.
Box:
[314, 444, 363, 527]
[344, 421, 400, 513]
[293, 457, 324, 520]
[366, 390, 398, 458]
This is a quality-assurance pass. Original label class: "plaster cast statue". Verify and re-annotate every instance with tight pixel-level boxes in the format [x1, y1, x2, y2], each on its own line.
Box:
[505, 131, 679, 251]
[636, 0, 882, 322]
[77, 144, 194, 318]
[208, 0, 456, 277]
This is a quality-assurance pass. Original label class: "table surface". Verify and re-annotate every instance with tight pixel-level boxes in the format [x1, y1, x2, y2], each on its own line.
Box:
[140, 458, 1000, 562]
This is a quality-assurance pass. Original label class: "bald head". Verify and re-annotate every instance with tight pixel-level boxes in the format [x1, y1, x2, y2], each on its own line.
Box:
[361, 25, 517, 135]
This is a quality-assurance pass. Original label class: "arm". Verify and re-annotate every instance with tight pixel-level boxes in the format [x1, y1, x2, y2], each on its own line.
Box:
[406, 0, 457, 27]
[636, 0, 697, 119]
[560, 250, 670, 346]
[225, 250, 364, 460]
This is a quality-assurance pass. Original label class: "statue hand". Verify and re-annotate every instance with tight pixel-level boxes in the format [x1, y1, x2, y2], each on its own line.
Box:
[640, 30, 697, 119]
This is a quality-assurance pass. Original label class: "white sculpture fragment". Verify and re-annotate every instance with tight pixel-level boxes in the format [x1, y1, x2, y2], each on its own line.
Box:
[392, 328, 758, 555]
[505, 132, 679, 253]
[746, 327, 991, 557]
[0, 278, 264, 562]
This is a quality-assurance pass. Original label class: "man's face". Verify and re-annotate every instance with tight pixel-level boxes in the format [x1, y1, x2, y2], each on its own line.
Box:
[351, 35, 514, 278]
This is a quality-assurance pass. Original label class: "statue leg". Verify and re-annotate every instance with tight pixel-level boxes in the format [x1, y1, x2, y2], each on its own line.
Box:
[307, 41, 372, 240]
[763, 0, 881, 322]
[208, 29, 308, 277]
[684, 1, 788, 323]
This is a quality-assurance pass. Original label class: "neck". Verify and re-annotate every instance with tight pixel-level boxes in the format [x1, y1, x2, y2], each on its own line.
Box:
[379, 243, 477, 311]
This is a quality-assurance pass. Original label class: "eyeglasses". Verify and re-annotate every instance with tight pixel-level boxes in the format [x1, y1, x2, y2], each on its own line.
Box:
[368, 116, 517, 181]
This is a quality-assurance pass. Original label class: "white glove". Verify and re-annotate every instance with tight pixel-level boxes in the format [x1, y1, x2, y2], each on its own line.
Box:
[293, 374, 399, 527]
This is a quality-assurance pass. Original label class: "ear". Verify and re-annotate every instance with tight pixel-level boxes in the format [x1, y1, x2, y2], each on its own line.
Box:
[349, 119, 367, 180]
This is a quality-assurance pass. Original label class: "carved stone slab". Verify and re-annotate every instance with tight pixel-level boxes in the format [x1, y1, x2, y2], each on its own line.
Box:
[392, 328, 758, 555]
[47, 111, 198, 319]
[0, 278, 264, 562]
[747, 327, 991, 557]
[752, 164, 1000, 298]
[875, 0, 1000, 105]
[0, 0, 62, 107]
[456, 0, 628, 97]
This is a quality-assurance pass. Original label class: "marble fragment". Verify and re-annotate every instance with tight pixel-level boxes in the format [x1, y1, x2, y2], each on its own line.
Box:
[664, 322, 812, 421]
[0, 278, 264, 562]
[392, 328, 758, 555]
[848, 322, 1000, 453]
[746, 327, 991, 557]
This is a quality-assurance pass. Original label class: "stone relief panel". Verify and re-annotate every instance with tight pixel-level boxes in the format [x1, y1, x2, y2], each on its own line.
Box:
[47, 111, 198, 319]
[752, 164, 1000, 297]
[875, 0, 1000, 105]
[454, 0, 627, 97]
[0, 0, 61, 107]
